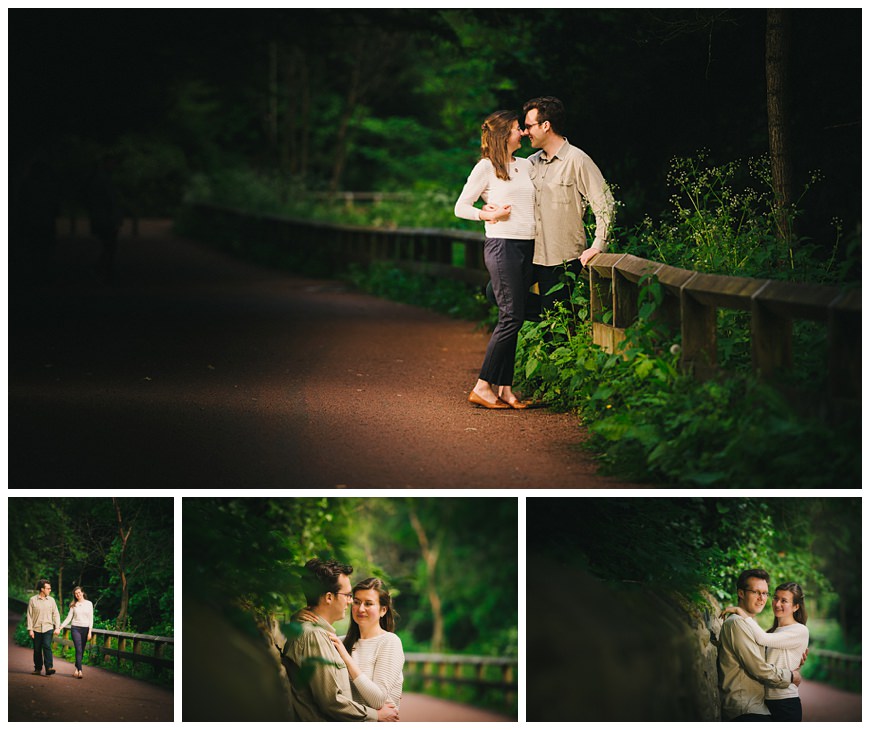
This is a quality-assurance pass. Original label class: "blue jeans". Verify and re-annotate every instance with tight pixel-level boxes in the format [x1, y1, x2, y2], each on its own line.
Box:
[479, 238, 534, 385]
[70, 625, 89, 670]
[32, 629, 54, 671]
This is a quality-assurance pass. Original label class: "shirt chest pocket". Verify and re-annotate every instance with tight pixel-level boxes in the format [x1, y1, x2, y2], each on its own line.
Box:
[547, 178, 576, 205]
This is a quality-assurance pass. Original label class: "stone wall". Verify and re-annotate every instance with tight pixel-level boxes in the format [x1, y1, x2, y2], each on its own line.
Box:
[527, 562, 722, 721]
[182, 601, 292, 722]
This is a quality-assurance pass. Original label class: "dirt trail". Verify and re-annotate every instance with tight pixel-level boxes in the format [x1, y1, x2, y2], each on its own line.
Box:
[8, 220, 652, 488]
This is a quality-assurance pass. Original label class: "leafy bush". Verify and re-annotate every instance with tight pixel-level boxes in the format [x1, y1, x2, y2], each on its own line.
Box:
[344, 262, 493, 321]
[513, 271, 859, 487]
[619, 151, 855, 283]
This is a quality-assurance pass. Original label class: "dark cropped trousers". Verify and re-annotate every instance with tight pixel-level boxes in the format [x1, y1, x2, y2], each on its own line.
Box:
[479, 237, 534, 386]
[70, 625, 89, 670]
[766, 697, 802, 721]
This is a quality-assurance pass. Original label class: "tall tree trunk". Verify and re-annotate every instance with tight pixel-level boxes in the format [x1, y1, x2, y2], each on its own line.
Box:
[267, 41, 278, 150]
[329, 61, 362, 193]
[408, 509, 445, 652]
[282, 46, 311, 181]
[766, 9, 794, 251]
[113, 497, 132, 630]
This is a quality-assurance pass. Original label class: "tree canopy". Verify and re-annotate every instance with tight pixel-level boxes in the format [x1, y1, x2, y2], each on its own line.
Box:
[183, 496, 517, 656]
[8, 497, 174, 635]
[10, 9, 860, 242]
[528, 497, 861, 643]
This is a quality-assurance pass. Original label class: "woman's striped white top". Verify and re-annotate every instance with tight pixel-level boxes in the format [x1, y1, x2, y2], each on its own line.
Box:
[344, 631, 405, 710]
[454, 157, 537, 239]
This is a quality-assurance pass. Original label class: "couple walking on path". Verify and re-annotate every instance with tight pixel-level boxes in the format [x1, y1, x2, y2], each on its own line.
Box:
[27, 579, 94, 679]
[454, 96, 615, 410]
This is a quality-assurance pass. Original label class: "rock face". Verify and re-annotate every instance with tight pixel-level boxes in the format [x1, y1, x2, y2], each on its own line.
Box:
[527, 564, 722, 721]
[182, 602, 292, 722]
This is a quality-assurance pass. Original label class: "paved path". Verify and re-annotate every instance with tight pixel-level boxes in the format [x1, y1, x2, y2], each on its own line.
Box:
[400, 692, 514, 721]
[8, 220, 651, 488]
[801, 679, 861, 722]
[7, 612, 173, 721]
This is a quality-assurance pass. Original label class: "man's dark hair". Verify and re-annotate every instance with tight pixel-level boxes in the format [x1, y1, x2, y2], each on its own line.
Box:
[736, 568, 770, 592]
[523, 96, 566, 136]
[302, 558, 353, 606]
[36, 579, 50, 592]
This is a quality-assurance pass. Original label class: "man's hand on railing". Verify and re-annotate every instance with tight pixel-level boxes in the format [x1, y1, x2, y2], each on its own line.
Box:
[580, 246, 602, 267]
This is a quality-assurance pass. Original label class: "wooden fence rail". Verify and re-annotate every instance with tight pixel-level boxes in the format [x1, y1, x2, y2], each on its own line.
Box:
[11, 596, 173, 675]
[53, 627, 174, 674]
[811, 649, 861, 690]
[588, 253, 860, 401]
[403, 652, 517, 708]
[184, 203, 860, 400]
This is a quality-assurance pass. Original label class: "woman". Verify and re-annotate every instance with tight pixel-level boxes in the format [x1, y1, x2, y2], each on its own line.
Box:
[454, 109, 536, 409]
[300, 577, 404, 711]
[722, 582, 810, 721]
[59, 586, 94, 678]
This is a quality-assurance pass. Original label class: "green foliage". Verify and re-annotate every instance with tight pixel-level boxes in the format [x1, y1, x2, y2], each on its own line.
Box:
[185, 496, 516, 659]
[183, 498, 352, 621]
[344, 262, 493, 321]
[529, 498, 844, 613]
[512, 157, 860, 487]
[8, 498, 173, 635]
[620, 151, 857, 284]
[516, 281, 859, 486]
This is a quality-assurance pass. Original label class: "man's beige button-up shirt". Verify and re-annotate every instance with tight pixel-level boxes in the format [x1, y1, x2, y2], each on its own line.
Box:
[27, 594, 61, 633]
[282, 614, 378, 722]
[717, 614, 793, 720]
[528, 138, 615, 266]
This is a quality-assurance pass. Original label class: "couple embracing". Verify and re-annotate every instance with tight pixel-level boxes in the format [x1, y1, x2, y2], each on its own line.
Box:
[282, 558, 404, 722]
[454, 96, 615, 410]
[27, 579, 94, 679]
[718, 568, 810, 722]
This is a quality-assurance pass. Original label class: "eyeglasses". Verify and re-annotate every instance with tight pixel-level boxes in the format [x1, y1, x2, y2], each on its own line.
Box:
[333, 591, 354, 600]
[744, 589, 769, 598]
[524, 121, 545, 131]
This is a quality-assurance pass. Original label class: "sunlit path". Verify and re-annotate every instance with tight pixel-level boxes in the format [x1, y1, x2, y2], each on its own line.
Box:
[9, 220, 651, 488]
[7, 611, 173, 722]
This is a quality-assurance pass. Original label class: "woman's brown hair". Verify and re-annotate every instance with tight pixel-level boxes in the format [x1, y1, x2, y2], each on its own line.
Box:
[70, 586, 87, 608]
[767, 582, 807, 632]
[343, 578, 398, 653]
[480, 110, 518, 182]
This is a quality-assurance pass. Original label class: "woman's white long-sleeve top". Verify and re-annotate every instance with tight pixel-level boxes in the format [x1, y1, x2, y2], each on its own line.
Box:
[342, 632, 405, 710]
[60, 599, 94, 630]
[454, 157, 536, 239]
[738, 617, 809, 700]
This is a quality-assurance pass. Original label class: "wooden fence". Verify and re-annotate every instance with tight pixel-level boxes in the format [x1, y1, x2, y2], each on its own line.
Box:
[10, 596, 173, 676]
[403, 652, 517, 708]
[184, 203, 860, 400]
[54, 627, 174, 675]
[186, 203, 488, 286]
[811, 649, 861, 691]
[588, 253, 861, 401]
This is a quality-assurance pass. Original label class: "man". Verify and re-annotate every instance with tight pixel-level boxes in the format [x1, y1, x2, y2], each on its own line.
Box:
[27, 579, 61, 676]
[718, 569, 802, 721]
[282, 559, 398, 722]
[522, 96, 616, 314]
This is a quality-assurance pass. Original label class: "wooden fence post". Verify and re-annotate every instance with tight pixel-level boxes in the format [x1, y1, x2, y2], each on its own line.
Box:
[680, 280, 718, 379]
